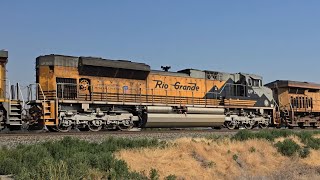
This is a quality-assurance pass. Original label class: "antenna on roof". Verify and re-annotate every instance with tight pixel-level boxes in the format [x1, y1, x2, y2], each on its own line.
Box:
[161, 66, 171, 72]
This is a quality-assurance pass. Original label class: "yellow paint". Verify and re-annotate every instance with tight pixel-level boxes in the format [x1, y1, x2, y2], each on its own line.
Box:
[277, 88, 320, 112]
[38, 65, 228, 100]
[0, 57, 8, 99]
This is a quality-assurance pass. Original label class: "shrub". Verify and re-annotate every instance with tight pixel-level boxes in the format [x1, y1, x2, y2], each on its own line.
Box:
[297, 132, 320, 150]
[232, 129, 295, 142]
[275, 139, 301, 157]
[249, 147, 256, 153]
[232, 130, 254, 141]
[149, 168, 160, 180]
[165, 174, 178, 180]
[297, 131, 313, 142]
[207, 161, 216, 168]
[299, 147, 310, 158]
[206, 134, 223, 141]
[0, 137, 161, 180]
[232, 154, 239, 161]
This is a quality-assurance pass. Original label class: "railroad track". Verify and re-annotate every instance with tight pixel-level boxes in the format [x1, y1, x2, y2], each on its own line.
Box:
[0, 127, 319, 137]
[0, 128, 320, 148]
[0, 129, 233, 136]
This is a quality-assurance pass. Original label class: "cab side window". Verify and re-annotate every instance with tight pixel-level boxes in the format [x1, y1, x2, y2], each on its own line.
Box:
[248, 79, 252, 86]
[248, 78, 262, 87]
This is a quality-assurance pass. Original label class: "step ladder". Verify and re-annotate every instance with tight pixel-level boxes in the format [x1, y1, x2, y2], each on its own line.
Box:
[7, 99, 22, 126]
[42, 100, 52, 118]
[42, 100, 57, 126]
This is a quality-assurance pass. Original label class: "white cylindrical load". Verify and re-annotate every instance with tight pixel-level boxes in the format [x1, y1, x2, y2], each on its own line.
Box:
[147, 106, 173, 113]
[144, 113, 225, 128]
[186, 107, 224, 114]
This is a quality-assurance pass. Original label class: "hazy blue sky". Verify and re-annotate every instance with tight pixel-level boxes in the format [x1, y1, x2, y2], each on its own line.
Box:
[1, 1, 320, 85]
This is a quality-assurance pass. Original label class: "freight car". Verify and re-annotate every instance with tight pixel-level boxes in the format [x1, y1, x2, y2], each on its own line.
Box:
[22, 54, 275, 132]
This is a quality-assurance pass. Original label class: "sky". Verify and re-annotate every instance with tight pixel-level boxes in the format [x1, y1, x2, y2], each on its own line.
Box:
[1, 1, 320, 86]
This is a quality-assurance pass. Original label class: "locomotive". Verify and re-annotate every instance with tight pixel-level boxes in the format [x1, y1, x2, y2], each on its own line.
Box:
[266, 80, 320, 128]
[0, 50, 319, 132]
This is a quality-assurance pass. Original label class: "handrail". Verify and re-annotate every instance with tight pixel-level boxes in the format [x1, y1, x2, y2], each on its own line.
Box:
[17, 83, 26, 108]
[38, 84, 46, 101]
[8, 79, 11, 101]
[51, 82, 275, 108]
[27, 83, 46, 102]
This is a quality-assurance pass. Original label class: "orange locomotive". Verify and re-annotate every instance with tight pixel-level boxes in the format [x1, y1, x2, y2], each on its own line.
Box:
[266, 81, 320, 128]
[25, 54, 274, 132]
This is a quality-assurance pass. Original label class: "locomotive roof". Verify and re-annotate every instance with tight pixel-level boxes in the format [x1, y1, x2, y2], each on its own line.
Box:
[266, 80, 320, 90]
[150, 70, 190, 77]
[0, 50, 8, 58]
[37, 54, 266, 80]
[36, 54, 151, 72]
[79, 57, 151, 72]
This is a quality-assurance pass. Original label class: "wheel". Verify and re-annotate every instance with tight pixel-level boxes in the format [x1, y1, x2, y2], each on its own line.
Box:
[117, 125, 133, 131]
[117, 119, 134, 131]
[259, 123, 268, 129]
[225, 121, 237, 130]
[47, 126, 59, 132]
[57, 119, 73, 132]
[88, 120, 103, 132]
[21, 122, 29, 131]
[57, 124, 72, 132]
[244, 120, 255, 129]
[88, 124, 102, 132]
[312, 123, 319, 129]
[244, 123, 253, 129]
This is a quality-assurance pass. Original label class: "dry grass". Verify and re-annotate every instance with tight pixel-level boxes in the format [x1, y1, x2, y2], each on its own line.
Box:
[116, 136, 320, 180]
[116, 138, 290, 180]
[313, 134, 320, 139]
[301, 150, 320, 167]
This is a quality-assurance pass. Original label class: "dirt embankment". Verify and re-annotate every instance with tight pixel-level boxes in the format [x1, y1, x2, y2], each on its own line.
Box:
[116, 137, 320, 180]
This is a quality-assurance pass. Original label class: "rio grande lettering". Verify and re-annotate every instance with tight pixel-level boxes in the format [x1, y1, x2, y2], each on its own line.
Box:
[154, 80, 169, 89]
[153, 80, 199, 91]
